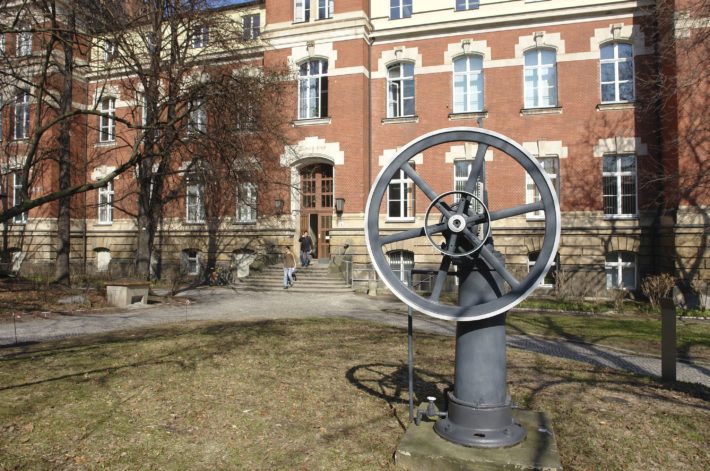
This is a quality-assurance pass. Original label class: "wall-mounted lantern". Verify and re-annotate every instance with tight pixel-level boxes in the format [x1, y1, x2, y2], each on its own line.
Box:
[335, 197, 345, 216]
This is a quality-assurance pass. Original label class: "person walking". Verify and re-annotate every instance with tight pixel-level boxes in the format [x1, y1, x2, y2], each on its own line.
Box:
[283, 247, 297, 289]
[298, 230, 313, 267]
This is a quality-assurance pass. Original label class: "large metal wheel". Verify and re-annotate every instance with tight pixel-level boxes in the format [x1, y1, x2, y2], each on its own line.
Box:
[365, 127, 560, 322]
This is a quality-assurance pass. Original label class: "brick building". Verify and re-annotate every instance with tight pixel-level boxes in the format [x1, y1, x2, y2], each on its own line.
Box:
[2, 0, 708, 300]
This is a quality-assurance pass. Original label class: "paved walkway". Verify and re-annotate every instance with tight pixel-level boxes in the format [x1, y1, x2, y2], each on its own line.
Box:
[1, 287, 708, 387]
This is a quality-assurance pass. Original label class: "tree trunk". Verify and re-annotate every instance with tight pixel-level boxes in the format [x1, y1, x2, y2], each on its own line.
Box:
[54, 6, 75, 285]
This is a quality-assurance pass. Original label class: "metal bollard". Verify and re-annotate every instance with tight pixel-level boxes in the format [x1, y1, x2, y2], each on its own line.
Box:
[660, 298, 676, 382]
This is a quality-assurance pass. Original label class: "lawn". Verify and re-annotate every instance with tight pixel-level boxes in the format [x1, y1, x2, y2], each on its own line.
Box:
[507, 311, 710, 363]
[1, 318, 708, 470]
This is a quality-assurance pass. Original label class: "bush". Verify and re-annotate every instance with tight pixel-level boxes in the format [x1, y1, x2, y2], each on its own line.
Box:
[641, 273, 676, 309]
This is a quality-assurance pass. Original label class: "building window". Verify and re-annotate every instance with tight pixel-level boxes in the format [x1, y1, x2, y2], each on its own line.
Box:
[95, 248, 111, 272]
[188, 99, 207, 134]
[14, 90, 30, 140]
[387, 250, 414, 285]
[453, 160, 483, 206]
[298, 59, 328, 120]
[526, 156, 559, 219]
[453, 55, 484, 113]
[387, 62, 415, 118]
[99, 97, 116, 142]
[317, 0, 334, 19]
[528, 251, 556, 288]
[605, 251, 636, 289]
[102, 39, 116, 62]
[0, 34, 5, 55]
[524, 48, 557, 108]
[603, 155, 637, 217]
[183, 249, 201, 275]
[192, 24, 208, 48]
[390, 0, 412, 19]
[455, 0, 480, 11]
[242, 14, 260, 40]
[295, 0, 311, 22]
[237, 182, 257, 223]
[600, 42, 634, 103]
[17, 31, 31, 56]
[12, 172, 27, 223]
[387, 167, 415, 219]
[9, 248, 24, 273]
[98, 181, 114, 224]
[186, 178, 205, 223]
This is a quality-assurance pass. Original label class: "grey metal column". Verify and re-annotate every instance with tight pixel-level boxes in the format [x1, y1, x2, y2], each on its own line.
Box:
[434, 256, 526, 447]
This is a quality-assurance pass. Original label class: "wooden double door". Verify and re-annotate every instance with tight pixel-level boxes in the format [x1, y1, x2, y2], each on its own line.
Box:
[300, 164, 333, 260]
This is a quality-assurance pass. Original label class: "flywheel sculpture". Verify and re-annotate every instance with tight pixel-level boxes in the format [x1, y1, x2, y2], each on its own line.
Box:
[365, 127, 560, 447]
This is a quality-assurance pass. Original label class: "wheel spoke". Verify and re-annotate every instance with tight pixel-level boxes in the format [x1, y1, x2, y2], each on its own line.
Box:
[401, 162, 453, 218]
[489, 201, 544, 221]
[379, 222, 447, 246]
[429, 256, 452, 303]
[480, 245, 520, 289]
[463, 143, 488, 194]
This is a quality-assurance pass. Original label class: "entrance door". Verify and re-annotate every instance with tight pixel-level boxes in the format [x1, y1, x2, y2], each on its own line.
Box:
[300, 164, 333, 260]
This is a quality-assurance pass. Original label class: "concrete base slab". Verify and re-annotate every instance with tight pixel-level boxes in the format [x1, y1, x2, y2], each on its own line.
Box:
[395, 409, 562, 471]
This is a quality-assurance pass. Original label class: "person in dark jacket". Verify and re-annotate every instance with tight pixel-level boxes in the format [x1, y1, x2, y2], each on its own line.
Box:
[298, 230, 313, 267]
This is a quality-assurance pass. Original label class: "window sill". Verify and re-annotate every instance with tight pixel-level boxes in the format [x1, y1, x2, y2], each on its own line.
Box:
[520, 107, 562, 116]
[234, 221, 257, 225]
[95, 141, 116, 148]
[95, 222, 113, 226]
[385, 218, 416, 223]
[603, 215, 638, 220]
[448, 111, 488, 121]
[293, 117, 331, 127]
[185, 221, 206, 225]
[596, 102, 635, 111]
[382, 116, 419, 125]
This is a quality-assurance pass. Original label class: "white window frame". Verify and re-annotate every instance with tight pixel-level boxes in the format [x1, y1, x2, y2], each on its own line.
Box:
[99, 97, 116, 142]
[528, 251, 556, 288]
[605, 251, 637, 289]
[387, 167, 415, 220]
[103, 39, 116, 62]
[95, 248, 111, 272]
[188, 99, 207, 135]
[242, 14, 260, 40]
[453, 160, 483, 206]
[387, 62, 415, 118]
[603, 154, 637, 218]
[17, 31, 32, 56]
[294, 0, 311, 22]
[390, 0, 412, 20]
[526, 156, 559, 219]
[0, 34, 6, 55]
[524, 48, 557, 108]
[298, 59, 328, 120]
[453, 55, 484, 113]
[184, 250, 200, 275]
[237, 182, 257, 223]
[455, 0, 480, 11]
[98, 181, 114, 224]
[14, 90, 30, 140]
[192, 24, 208, 48]
[317, 0, 334, 19]
[13, 172, 27, 224]
[186, 178, 205, 223]
[600, 42, 635, 103]
[387, 250, 414, 285]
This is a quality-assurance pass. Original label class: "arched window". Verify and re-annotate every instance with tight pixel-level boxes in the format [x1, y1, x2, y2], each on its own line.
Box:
[528, 251, 557, 288]
[387, 250, 414, 285]
[524, 48, 557, 108]
[298, 59, 328, 119]
[600, 42, 634, 103]
[605, 251, 636, 289]
[94, 248, 111, 272]
[387, 62, 415, 118]
[453, 55, 483, 113]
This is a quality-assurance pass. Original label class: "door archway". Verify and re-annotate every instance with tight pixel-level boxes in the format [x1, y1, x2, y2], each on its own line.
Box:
[300, 163, 333, 261]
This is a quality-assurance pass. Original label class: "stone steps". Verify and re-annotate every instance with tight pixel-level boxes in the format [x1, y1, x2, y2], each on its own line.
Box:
[236, 264, 352, 293]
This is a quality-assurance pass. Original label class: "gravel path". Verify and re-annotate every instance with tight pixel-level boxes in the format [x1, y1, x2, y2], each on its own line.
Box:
[1, 287, 708, 387]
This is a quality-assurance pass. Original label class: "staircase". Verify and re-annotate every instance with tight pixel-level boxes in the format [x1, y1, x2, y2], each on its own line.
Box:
[236, 263, 352, 293]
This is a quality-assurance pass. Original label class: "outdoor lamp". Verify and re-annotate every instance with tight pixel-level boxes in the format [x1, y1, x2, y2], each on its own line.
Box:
[335, 197, 345, 216]
[274, 198, 284, 215]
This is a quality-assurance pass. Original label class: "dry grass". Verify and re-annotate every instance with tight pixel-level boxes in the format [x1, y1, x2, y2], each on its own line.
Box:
[0, 318, 708, 470]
